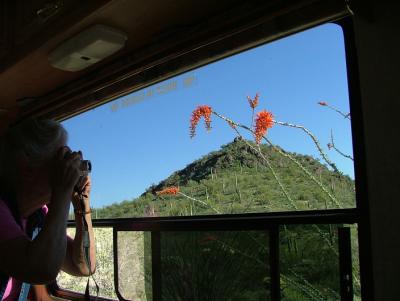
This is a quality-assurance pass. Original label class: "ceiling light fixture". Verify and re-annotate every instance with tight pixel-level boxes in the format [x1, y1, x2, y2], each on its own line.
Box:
[48, 24, 127, 72]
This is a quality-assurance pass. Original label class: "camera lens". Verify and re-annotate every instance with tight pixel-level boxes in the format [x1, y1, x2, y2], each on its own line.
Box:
[80, 160, 92, 175]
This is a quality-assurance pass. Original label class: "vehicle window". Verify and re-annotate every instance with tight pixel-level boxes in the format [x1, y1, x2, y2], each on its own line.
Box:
[58, 22, 359, 299]
[62, 22, 354, 219]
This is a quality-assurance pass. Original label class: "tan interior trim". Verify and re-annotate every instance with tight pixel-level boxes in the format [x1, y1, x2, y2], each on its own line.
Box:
[20, 0, 350, 122]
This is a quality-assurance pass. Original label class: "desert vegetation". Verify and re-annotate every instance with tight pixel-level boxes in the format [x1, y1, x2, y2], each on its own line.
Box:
[58, 95, 359, 300]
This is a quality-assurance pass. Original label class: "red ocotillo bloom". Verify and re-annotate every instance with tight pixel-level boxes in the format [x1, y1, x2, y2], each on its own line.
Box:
[190, 105, 212, 138]
[254, 110, 274, 144]
[318, 101, 328, 106]
[247, 93, 259, 109]
[156, 186, 180, 196]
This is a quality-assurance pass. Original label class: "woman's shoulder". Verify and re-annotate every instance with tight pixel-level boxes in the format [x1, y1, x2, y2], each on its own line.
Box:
[0, 197, 26, 243]
[0, 197, 12, 214]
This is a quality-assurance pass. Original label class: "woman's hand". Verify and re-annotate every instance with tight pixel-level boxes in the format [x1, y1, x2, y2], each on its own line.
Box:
[51, 147, 83, 200]
[72, 175, 91, 210]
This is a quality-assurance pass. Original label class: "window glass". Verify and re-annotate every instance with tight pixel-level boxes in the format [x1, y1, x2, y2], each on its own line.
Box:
[62, 23, 354, 218]
[280, 224, 340, 300]
[57, 227, 117, 300]
[279, 224, 360, 300]
[350, 224, 361, 300]
[160, 231, 270, 300]
[117, 231, 152, 300]
[58, 224, 360, 300]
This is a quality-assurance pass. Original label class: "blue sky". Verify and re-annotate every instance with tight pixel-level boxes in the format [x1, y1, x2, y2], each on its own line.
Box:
[62, 23, 354, 209]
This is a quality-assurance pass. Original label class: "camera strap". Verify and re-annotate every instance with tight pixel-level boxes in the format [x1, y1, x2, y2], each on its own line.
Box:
[78, 192, 99, 301]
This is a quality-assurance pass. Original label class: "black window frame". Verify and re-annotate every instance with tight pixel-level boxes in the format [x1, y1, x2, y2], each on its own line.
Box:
[49, 16, 374, 301]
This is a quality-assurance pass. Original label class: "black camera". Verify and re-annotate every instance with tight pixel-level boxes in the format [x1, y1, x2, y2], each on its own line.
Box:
[64, 150, 91, 191]
[80, 160, 92, 176]
[76, 160, 91, 193]
[64, 150, 91, 175]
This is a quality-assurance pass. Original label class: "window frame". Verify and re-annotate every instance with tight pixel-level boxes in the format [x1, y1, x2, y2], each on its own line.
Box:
[50, 15, 374, 301]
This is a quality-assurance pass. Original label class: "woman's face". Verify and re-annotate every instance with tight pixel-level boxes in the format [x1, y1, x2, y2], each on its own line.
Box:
[17, 139, 67, 217]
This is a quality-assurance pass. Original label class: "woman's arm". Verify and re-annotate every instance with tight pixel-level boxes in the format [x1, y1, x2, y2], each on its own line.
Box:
[0, 189, 74, 283]
[0, 148, 82, 284]
[62, 178, 96, 276]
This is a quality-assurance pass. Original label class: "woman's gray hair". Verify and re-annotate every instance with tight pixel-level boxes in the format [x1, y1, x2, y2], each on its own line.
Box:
[0, 119, 68, 186]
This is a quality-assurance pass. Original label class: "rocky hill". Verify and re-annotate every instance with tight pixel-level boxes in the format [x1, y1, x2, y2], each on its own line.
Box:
[96, 138, 355, 218]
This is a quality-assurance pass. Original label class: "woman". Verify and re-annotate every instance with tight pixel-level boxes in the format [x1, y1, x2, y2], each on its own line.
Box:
[0, 119, 96, 301]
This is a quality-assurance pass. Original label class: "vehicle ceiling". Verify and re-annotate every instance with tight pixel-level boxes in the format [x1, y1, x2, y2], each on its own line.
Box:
[0, 0, 348, 129]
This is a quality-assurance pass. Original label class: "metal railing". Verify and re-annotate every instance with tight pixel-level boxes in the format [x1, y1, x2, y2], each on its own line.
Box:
[51, 208, 358, 301]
